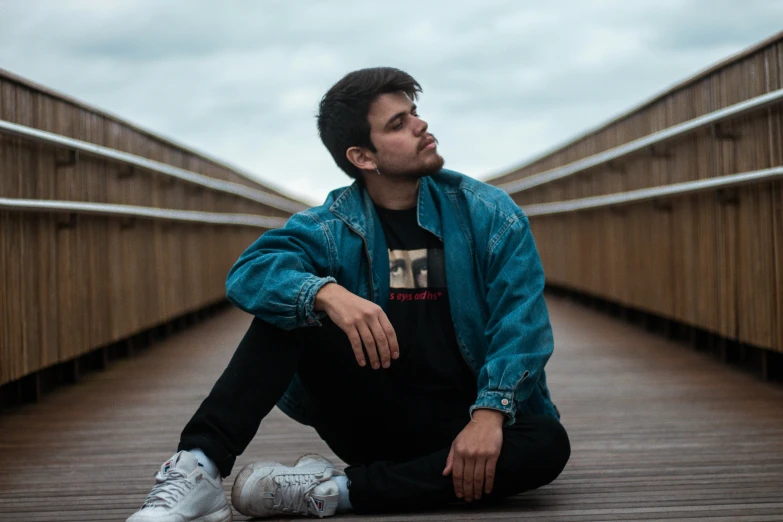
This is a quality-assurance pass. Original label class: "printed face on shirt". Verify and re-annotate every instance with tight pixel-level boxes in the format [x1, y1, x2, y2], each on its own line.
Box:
[389, 248, 428, 289]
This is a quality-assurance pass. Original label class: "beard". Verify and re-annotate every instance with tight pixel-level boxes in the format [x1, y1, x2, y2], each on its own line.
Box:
[377, 150, 445, 180]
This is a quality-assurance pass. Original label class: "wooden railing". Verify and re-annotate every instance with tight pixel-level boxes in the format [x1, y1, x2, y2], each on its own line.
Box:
[0, 69, 302, 387]
[487, 31, 783, 354]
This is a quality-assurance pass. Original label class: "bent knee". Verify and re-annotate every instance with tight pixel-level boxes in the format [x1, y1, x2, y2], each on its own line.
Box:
[497, 417, 571, 492]
[537, 417, 570, 484]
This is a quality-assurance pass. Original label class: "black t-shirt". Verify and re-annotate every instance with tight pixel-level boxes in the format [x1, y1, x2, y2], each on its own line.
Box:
[375, 205, 476, 405]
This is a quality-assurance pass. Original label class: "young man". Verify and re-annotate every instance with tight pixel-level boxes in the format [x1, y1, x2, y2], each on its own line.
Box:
[127, 67, 570, 521]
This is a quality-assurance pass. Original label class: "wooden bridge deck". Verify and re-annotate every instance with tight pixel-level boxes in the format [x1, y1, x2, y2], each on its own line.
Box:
[1, 295, 782, 521]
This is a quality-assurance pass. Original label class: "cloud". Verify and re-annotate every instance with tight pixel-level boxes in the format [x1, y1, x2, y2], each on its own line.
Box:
[1, 0, 780, 204]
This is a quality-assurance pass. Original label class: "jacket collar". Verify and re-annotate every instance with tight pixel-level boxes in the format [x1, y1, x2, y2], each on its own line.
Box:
[329, 175, 443, 241]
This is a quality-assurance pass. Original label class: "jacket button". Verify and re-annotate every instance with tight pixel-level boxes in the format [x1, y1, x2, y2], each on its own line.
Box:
[501, 399, 509, 406]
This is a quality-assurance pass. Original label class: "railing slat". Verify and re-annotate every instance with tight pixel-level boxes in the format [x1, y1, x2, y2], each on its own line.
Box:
[498, 88, 783, 194]
[0, 119, 307, 214]
[522, 166, 783, 216]
[0, 197, 288, 228]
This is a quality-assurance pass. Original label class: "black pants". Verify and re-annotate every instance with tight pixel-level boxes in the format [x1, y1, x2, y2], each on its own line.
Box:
[179, 317, 570, 513]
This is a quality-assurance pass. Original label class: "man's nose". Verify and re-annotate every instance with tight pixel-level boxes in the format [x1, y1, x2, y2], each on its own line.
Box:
[413, 117, 428, 136]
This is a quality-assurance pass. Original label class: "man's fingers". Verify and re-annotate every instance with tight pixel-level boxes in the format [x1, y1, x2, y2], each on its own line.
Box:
[485, 455, 498, 495]
[443, 446, 454, 476]
[356, 323, 380, 369]
[369, 317, 391, 368]
[378, 314, 399, 359]
[452, 456, 464, 499]
[462, 457, 475, 502]
[473, 458, 486, 501]
[346, 328, 366, 367]
[327, 292, 398, 368]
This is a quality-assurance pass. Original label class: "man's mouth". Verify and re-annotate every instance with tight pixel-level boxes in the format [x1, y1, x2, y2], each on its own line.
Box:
[420, 136, 437, 151]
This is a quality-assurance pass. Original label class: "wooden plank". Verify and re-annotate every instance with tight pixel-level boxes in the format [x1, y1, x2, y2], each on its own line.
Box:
[1, 298, 782, 521]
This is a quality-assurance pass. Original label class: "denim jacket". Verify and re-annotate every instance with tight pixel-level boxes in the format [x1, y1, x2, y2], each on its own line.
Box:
[226, 169, 559, 426]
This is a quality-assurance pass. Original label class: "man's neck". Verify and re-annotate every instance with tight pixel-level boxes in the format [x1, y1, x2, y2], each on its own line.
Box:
[362, 174, 420, 210]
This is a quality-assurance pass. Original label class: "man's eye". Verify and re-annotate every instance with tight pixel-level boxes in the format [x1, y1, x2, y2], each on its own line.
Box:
[393, 121, 403, 130]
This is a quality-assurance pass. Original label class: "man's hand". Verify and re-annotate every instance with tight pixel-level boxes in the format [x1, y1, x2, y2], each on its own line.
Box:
[443, 409, 504, 502]
[315, 283, 399, 369]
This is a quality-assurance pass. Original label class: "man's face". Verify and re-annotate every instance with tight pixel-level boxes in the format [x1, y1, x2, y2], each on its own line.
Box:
[366, 91, 444, 178]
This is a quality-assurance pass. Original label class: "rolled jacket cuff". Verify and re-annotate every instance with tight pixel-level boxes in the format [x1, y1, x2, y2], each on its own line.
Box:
[297, 275, 337, 327]
[470, 390, 516, 427]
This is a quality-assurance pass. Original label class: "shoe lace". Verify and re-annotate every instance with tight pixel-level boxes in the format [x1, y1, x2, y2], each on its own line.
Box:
[269, 469, 332, 515]
[142, 469, 193, 508]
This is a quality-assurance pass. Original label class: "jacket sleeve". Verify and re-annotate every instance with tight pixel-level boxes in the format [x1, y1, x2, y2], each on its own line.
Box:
[469, 212, 554, 426]
[225, 211, 337, 330]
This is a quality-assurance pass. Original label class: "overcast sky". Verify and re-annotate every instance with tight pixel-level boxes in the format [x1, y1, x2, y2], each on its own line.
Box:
[1, 1, 781, 205]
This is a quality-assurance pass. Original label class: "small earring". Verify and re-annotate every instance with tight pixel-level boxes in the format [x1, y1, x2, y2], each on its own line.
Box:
[375, 167, 381, 176]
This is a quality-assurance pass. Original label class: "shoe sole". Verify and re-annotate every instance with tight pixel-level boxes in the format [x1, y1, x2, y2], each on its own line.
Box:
[127, 500, 232, 522]
[197, 504, 233, 522]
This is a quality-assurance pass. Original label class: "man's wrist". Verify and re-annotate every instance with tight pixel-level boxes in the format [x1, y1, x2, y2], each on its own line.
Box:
[471, 408, 505, 427]
[314, 282, 339, 312]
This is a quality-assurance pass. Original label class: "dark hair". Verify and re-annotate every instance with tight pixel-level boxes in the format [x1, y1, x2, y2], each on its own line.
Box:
[317, 67, 421, 179]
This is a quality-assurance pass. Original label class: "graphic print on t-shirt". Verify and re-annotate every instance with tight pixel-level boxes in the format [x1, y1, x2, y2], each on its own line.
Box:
[388, 248, 446, 302]
[388, 248, 446, 289]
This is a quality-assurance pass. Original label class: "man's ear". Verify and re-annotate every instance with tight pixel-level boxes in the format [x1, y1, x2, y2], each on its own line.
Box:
[346, 146, 376, 172]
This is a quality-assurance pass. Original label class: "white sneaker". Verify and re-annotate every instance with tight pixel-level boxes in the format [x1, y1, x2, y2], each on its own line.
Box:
[231, 456, 341, 518]
[127, 451, 232, 522]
